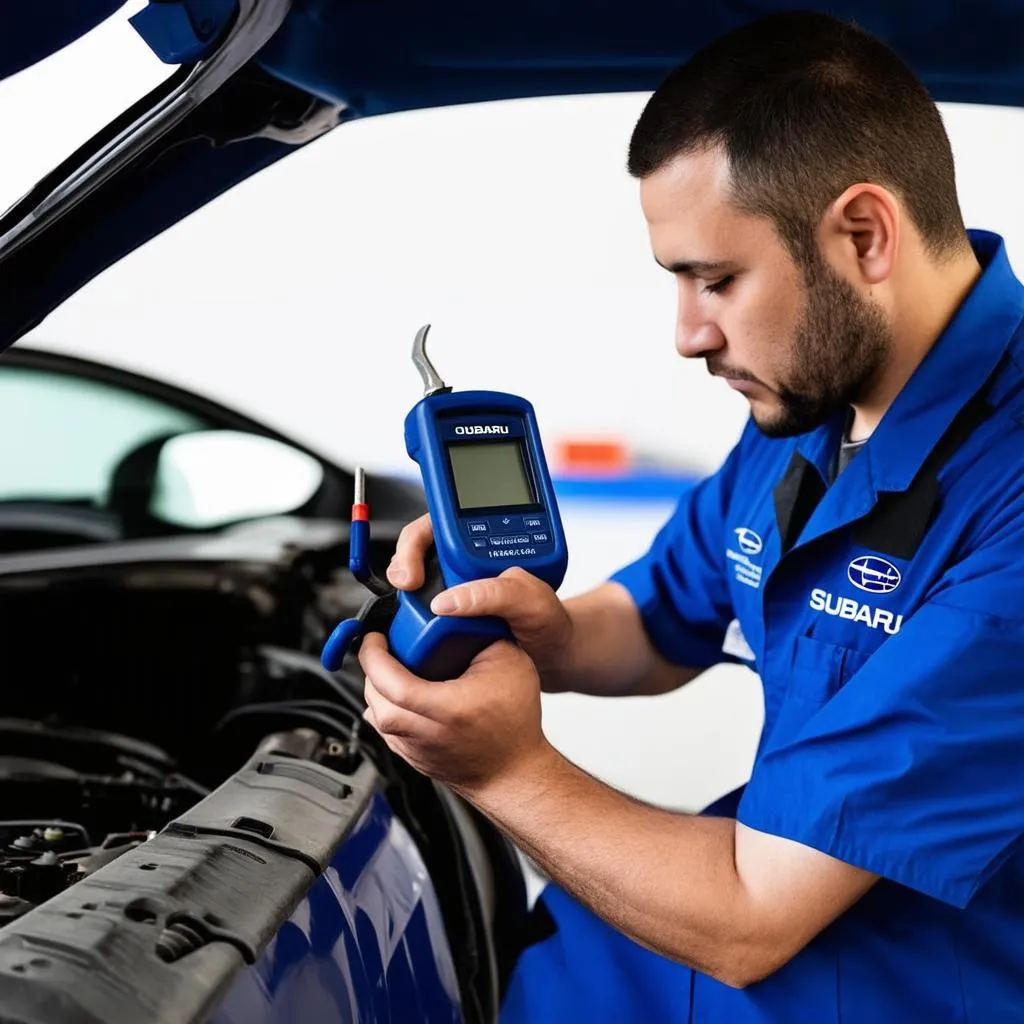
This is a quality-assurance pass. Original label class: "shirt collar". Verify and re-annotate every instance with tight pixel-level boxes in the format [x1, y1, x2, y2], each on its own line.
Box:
[796, 229, 1024, 494]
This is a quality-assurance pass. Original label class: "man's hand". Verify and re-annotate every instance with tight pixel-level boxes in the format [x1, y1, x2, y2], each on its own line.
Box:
[358, 631, 552, 790]
[386, 513, 575, 684]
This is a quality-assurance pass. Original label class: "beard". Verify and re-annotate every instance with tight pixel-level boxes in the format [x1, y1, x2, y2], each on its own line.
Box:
[737, 258, 893, 439]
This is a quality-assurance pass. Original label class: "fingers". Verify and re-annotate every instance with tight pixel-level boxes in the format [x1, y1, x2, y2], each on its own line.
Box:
[360, 635, 449, 753]
[363, 677, 440, 739]
[387, 514, 434, 590]
[358, 633, 446, 719]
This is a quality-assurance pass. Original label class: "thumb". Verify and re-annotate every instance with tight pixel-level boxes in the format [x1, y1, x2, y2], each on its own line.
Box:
[430, 576, 509, 617]
[429, 568, 551, 626]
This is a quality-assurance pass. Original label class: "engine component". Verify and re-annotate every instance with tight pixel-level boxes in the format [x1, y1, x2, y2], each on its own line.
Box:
[156, 920, 208, 963]
[0, 893, 32, 926]
[0, 725, 359, 931]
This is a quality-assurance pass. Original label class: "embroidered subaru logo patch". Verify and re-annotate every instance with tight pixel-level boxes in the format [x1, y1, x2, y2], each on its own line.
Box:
[848, 555, 901, 594]
[733, 527, 763, 555]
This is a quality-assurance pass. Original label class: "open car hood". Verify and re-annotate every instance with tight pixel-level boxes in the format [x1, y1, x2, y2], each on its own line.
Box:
[2, 0, 1023, 357]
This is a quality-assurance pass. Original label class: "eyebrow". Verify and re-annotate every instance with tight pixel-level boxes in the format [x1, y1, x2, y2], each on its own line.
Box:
[655, 258, 735, 276]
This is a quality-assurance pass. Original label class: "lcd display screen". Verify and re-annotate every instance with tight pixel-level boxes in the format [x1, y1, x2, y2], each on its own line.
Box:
[447, 441, 536, 511]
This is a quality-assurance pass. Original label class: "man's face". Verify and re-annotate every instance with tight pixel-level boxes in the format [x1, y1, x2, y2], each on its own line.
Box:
[640, 148, 892, 437]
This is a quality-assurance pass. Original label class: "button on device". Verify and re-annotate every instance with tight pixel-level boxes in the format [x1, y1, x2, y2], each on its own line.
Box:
[472, 538, 488, 550]
[531, 532, 550, 544]
[523, 516, 546, 530]
[489, 534, 531, 548]
[467, 522, 489, 535]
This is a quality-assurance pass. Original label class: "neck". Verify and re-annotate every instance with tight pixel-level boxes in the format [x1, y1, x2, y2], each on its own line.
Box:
[848, 247, 983, 441]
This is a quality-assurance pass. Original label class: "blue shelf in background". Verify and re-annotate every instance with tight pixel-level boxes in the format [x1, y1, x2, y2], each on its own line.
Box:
[553, 472, 698, 502]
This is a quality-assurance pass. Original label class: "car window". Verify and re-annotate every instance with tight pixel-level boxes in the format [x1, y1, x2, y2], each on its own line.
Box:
[0, 363, 208, 505]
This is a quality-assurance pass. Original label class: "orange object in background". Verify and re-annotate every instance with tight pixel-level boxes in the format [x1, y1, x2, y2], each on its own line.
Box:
[554, 437, 630, 476]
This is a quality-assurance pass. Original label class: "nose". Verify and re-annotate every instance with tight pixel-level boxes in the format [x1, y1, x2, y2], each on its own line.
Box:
[675, 284, 726, 359]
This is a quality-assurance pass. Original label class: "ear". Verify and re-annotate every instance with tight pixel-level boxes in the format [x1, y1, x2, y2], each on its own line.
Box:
[819, 183, 899, 287]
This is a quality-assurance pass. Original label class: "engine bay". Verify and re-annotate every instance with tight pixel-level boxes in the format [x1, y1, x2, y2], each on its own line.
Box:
[0, 718, 202, 928]
[0, 517, 376, 922]
[0, 516, 524, 1022]
[0, 716, 366, 936]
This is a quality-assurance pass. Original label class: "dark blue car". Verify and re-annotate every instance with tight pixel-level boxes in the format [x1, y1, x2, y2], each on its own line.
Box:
[0, 3, 1020, 1021]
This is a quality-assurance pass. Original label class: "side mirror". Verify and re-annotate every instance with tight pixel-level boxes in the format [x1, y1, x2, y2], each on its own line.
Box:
[149, 430, 325, 529]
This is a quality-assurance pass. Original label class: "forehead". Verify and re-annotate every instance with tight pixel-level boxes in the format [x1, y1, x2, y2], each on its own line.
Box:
[639, 149, 783, 262]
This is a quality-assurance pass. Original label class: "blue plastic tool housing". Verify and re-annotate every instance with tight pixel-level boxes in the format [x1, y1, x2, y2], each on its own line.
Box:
[392, 389, 568, 680]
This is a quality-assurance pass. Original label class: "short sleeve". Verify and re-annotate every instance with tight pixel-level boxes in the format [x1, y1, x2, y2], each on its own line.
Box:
[609, 431, 747, 670]
[738, 529, 1024, 908]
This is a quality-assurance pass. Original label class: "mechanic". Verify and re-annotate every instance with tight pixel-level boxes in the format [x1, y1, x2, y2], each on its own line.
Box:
[358, 11, 1024, 1022]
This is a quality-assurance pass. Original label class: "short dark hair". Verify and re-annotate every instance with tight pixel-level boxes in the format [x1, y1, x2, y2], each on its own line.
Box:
[628, 11, 968, 266]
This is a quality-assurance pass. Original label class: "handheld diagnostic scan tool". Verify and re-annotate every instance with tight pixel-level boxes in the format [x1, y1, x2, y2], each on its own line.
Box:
[321, 324, 568, 681]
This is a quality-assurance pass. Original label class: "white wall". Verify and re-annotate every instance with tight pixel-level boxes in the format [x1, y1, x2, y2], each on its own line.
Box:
[3, 10, 1024, 811]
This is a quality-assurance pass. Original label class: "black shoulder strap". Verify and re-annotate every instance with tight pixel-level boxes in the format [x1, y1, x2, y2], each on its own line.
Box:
[851, 360, 1004, 560]
[773, 451, 826, 555]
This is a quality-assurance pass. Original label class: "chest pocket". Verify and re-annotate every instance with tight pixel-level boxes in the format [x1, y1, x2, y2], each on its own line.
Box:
[765, 634, 875, 749]
[785, 634, 873, 706]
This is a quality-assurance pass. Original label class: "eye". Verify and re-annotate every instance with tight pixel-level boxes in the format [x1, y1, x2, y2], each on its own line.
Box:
[703, 275, 735, 295]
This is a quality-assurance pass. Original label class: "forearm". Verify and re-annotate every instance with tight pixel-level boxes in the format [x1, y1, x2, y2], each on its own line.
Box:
[546, 581, 701, 696]
[457, 744, 768, 986]
[360, 604, 879, 990]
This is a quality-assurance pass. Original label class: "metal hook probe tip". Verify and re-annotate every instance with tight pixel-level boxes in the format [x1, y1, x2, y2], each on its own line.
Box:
[412, 324, 451, 397]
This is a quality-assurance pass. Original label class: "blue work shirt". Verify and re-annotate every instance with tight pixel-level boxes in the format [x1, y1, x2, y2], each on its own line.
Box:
[502, 229, 1024, 1023]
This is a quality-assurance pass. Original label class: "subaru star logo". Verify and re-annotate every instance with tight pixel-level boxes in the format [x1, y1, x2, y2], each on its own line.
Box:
[734, 528, 763, 556]
[848, 555, 901, 594]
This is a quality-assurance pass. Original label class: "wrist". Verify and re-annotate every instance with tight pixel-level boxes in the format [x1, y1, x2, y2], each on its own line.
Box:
[455, 738, 563, 812]
[538, 611, 578, 693]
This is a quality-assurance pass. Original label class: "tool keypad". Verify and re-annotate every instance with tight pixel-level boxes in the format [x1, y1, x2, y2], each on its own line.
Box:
[463, 514, 554, 553]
